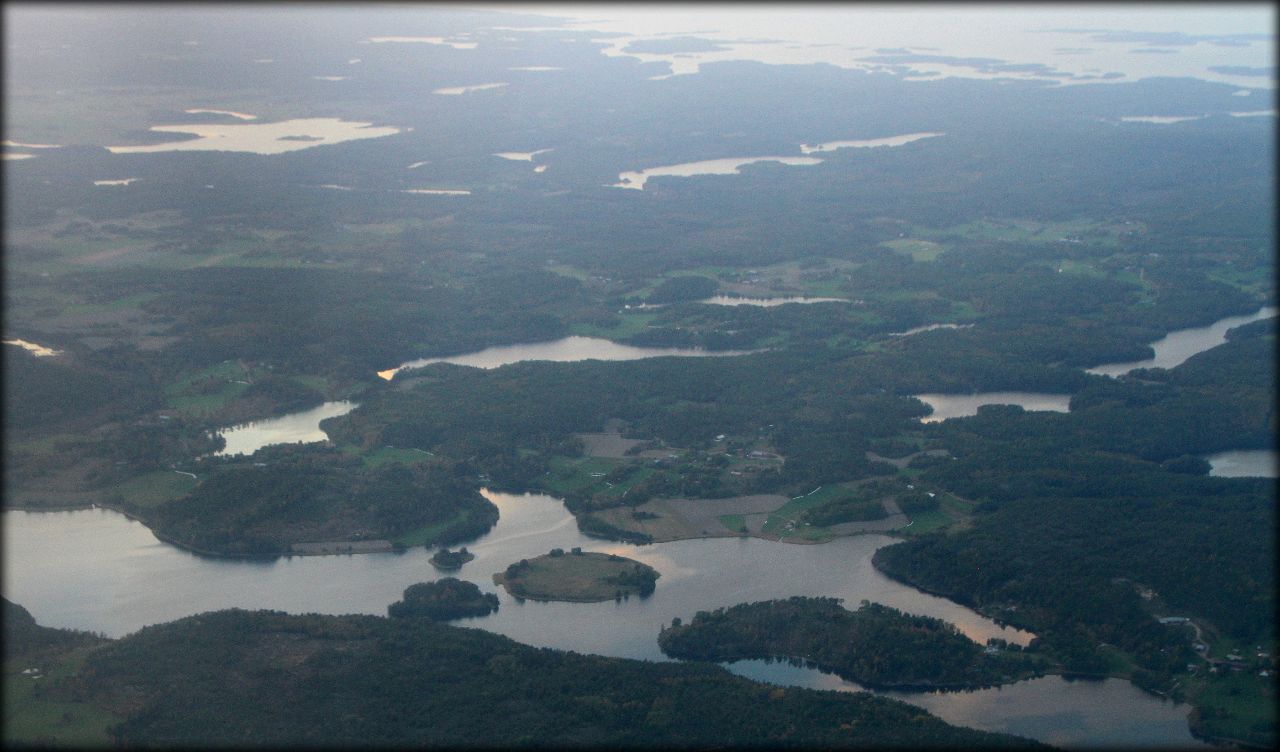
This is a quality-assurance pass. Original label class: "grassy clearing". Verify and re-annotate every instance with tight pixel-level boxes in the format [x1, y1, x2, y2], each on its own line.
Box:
[881, 238, 946, 262]
[718, 514, 746, 533]
[899, 509, 952, 536]
[360, 446, 436, 468]
[393, 509, 472, 548]
[494, 551, 657, 602]
[106, 471, 198, 509]
[541, 456, 624, 496]
[760, 484, 845, 537]
[3, 649, 119, 747]
[569, 311, 658, 339]
[163, 361, 256, 417]
[1189, 671, 1277, 748]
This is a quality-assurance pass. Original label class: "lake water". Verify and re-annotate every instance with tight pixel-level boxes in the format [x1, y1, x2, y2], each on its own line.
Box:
[1085, 306, 1277, 377]
[914, 393, 1072, 423]
[799, 132, 943, 154]
[213, 400, 357, 457]
[184, 108, 257, 120]
[1119, 115, 1206, 124]
[377, 336, 757, 380]
[0, 489, 1026, 647]
[614, 155, 823, 190]
[701, 295, 848, 307]
[432, 83, 508, 95]
[1204, 449, 1279, 478]
[4, 338, 61, 357]
[5, 489, 1212, 748]
[106, 118, 401, 155]
[364, 36, 478, 50]
[401, 188, 471, 195]
[890, 323, 974, 337]
[725, 660, 1206, 749]
[494, 149, 552, 161]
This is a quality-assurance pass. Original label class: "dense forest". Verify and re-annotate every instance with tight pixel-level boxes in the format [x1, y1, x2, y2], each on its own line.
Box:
[659, 597, 1041, 690]
[145, 445, 497, 556]
[387, 579, 498, 621]
[44, 607, 1039, 748]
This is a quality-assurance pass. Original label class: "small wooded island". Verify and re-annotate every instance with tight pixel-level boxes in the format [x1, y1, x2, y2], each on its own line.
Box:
[659, 597, 1043, 690]
[430, 547, 475, 570]
[493, 548, 659, 602]
[387, 578, 498, 621]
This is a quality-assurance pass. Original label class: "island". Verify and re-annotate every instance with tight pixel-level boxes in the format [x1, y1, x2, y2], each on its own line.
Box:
[387, 578, 498, 621]
[430, 547, 475, 571]
[659, 597, 1043, 690]
[492, 548, 658, 602]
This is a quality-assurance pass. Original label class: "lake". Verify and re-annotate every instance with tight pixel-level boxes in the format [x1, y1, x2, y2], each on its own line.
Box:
[106, 118, 401, 155]
[890, 323, 974, 337]
[726, 660, 1207, 749]
[614, 155, 823, 190]
[914, 392, 1072, 423]
[3, 489, 1209, 748]
[799, 132, 943, 154]
[1204, 449, 1278, 478]
[213, 400, 357, 457]
[433, 83, 508, 95]
[377, 336, 757, 380]
[1086, 306, 1277, 377]
[4, 338, 61, 357]
[701, 295, 848, 307]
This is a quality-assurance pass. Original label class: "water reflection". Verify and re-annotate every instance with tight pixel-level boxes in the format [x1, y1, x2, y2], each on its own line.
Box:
[377, 336, 757, 380]
[213, 401, 357, 457]
[800, 132, 943, 154]
[1, 490, 1028, 652]
[701, 295, 848, 307]
[914, 393, 1071, 423]
[725, 660, 1207, 749]
[106, 118, 401, 155]
[614, 155, 823, 190]
[1086, 306, 1277, 377]
[4, 338, 61, 357]
[1204, 449, 1278, 478]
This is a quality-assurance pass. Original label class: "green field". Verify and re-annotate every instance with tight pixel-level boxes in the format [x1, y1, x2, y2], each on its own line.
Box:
[106, 470, 198, 509]
[881, 238, 946, 262]
[569, 311, 658, 339]
[1189, 671, 1277, 748]
[3, 650, 119, 748]
[393, 509, 473, 548]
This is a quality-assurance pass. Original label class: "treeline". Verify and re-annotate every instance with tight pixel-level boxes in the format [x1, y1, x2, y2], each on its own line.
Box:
[69, 608, 1042, 748]
[659, 597, 1040, 690]
[146, 445, 497, 556]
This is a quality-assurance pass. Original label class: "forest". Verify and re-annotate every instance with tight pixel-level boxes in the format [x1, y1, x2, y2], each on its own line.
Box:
[16, 606, 1040, 748]
[659, 597, 1041, 690]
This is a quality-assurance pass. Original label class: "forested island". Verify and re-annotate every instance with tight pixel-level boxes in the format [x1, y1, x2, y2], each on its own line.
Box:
[659, 597, 1041, 690]
[387, 579, 498, 621]
[494, 549, 659, 602]
[3, 601, 1040, 749]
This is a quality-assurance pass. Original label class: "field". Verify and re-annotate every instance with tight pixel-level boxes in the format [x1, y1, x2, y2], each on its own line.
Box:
[2, 648, 119, 748]
[492, 551, 658, 602]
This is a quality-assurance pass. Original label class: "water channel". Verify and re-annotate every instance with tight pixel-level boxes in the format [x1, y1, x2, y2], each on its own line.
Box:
[1085, 305, 1276, 377]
